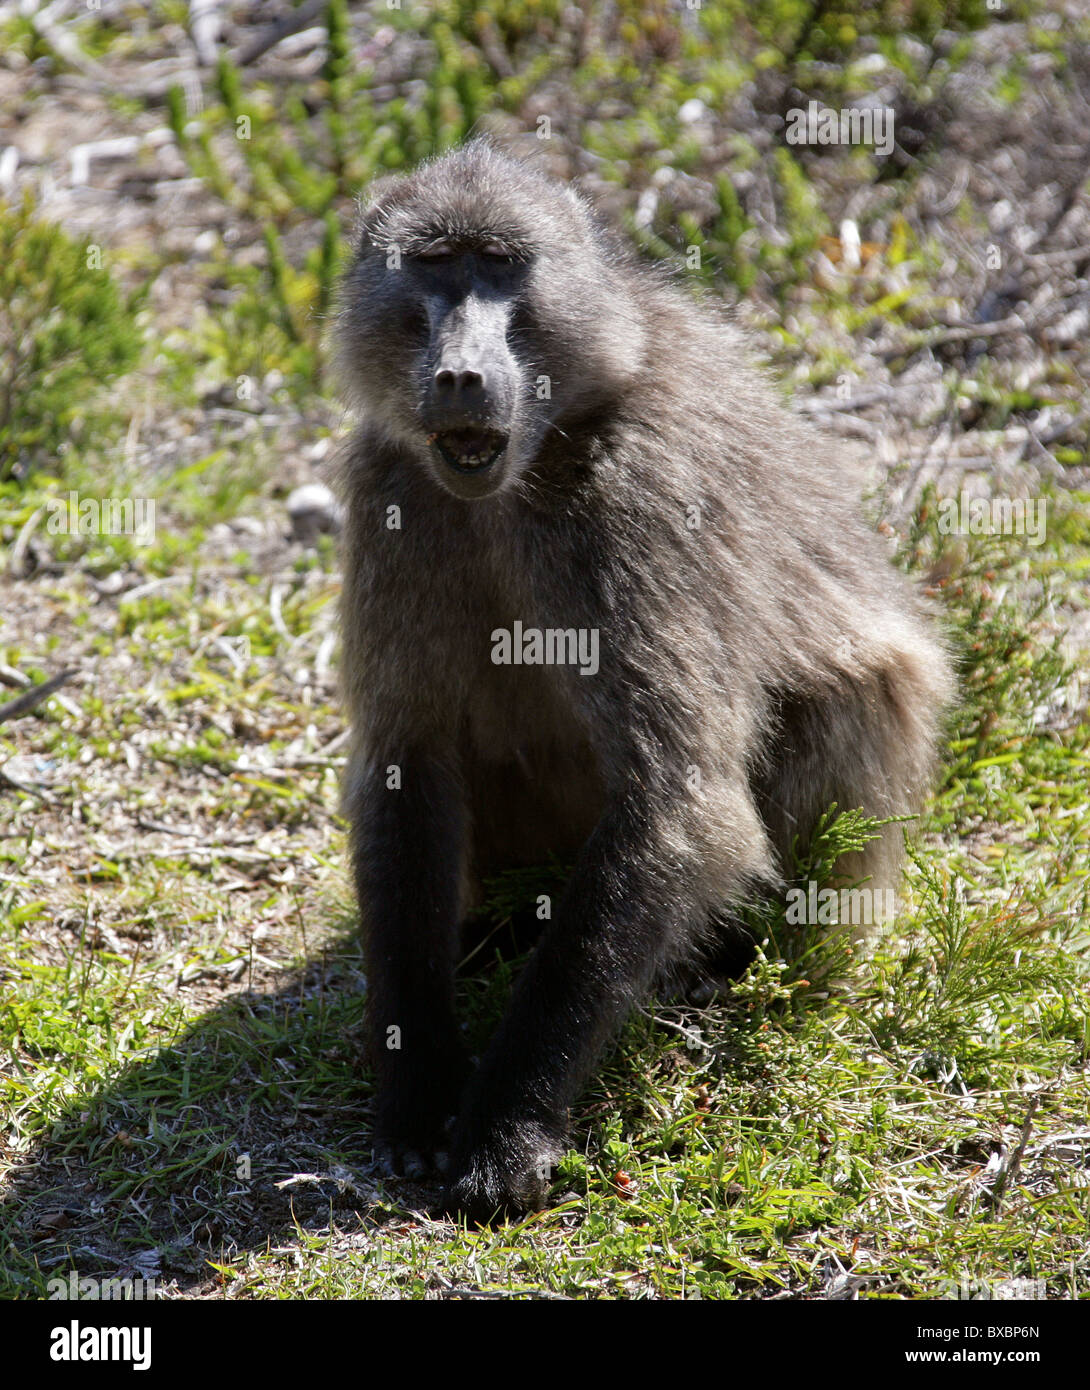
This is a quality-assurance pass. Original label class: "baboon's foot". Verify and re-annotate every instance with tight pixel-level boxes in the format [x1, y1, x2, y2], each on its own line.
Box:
[443, 1116, 561, 1225]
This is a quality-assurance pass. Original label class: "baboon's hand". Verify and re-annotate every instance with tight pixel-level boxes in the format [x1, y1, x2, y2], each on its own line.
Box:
[443, 1116, 562, 1225]
[372, 1053, 468, 1181]
[374, 1129, 451, 1182]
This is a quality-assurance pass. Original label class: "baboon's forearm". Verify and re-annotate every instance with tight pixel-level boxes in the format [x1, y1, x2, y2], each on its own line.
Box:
[456, 795, 692, 1130]
[350, 751, 465, 1112]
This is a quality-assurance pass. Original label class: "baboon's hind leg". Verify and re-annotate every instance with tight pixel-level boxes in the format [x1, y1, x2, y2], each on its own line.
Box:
[753, 643, 950, 920]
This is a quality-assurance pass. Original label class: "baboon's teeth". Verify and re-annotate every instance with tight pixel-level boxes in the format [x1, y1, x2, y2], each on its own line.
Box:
[434, 427, 508, 473]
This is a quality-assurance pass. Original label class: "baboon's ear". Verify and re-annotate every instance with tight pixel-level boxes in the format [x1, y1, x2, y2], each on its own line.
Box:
[360, 173, 403, 208]
[352, 175, 405, 253]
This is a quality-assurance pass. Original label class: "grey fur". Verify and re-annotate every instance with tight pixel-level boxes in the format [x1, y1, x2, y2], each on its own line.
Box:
[335, 140, 954, 1222]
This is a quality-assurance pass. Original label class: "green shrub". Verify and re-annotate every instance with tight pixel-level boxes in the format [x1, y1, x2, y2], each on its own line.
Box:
[0, 196, 142, 481]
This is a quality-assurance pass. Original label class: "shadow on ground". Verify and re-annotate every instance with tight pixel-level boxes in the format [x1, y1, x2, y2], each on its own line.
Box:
[0, 932, 412, 1297]
[0, 899, 586, 1297]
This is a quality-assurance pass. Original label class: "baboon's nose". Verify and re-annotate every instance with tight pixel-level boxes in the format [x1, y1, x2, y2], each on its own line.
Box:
[432, 365, 489, 421]
[434, 366, 484, 394]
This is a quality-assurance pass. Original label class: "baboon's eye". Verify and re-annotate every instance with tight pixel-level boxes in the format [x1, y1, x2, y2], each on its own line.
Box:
[412, 240, 523, 267]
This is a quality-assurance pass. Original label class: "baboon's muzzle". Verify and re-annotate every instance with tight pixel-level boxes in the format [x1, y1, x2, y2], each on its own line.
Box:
[422, 292, 517, 495]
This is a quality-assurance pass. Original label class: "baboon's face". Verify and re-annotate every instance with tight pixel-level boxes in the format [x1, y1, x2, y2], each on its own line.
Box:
[337, 144, 645, 500]
[363, 240, 531, 501]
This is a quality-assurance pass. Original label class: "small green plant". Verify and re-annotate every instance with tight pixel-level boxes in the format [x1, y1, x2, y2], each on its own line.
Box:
[0, 195, 142, 481]
[860, 846, 1088, 1084]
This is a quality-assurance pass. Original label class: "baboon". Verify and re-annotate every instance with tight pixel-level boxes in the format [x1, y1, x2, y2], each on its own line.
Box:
[335, 139, 953, 1223]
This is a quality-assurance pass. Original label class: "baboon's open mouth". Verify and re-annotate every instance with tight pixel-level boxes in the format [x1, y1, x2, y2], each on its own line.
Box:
[432, 428, 508, 474]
